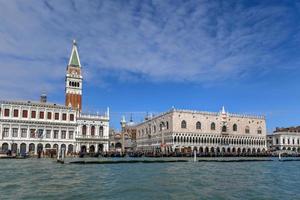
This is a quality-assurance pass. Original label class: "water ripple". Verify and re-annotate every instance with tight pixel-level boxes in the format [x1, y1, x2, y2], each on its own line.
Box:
[0, 158, 300, 199]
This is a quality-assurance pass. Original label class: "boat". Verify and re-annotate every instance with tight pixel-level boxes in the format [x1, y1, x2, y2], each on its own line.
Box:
[0, 152, 16, 159]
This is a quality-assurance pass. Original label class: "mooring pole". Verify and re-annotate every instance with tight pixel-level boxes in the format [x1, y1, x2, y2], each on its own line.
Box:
[62, 148, 65, 163]
[279, 152, 281, 160]
[194, 150, 197, 162]
[57, 148, 60, 160]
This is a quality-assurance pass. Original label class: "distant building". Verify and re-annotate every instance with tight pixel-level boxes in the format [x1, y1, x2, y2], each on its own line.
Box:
[266, 134, 273, 150]
[0, 40, 109, 155]
[120, 116, 137, 152]
[108, 128, 122, 152]
[135, 107, 267, 155]
[268, 127, 300, 152]
[108, 116, 137, 153]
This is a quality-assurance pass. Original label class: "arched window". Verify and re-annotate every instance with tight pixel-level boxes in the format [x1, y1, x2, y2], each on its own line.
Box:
[91, 126, 95, 136]
[211, 122, 215, 130]
[82, 125, 87, 136]
[222, 126, 227, 132]
[153, 125, 156, 133]
[69, 81, 71, 86]
[245, 126, 250, 134]
[181, 120, 187, 129]
[160, 122, 165, 131]
[166, 121, 169, 129]
[233, 124, 237, 131]
[257, 127, 262, 134]
[99, 126, 103, 137]
[29, 143, 35, 152]
[196, 121, 201, 130]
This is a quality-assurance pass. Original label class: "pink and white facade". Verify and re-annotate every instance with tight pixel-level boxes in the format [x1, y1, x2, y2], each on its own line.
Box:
[136, 107, 267, 155]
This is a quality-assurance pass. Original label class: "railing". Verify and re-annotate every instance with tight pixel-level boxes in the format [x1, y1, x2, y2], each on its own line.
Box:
[80, 113, 109, 119]
[75, 135, 109, 140]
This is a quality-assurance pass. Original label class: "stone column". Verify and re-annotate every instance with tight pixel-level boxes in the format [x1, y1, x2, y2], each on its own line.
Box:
[26, 142, 29, 153]
[27, 127, 30, 139]
[59, 128, 61, 140]
[86, 144, 89, 153]
[34, 144, 38, 155]
[77, 125, 81, 137]
[87, 126, 90, 136]
[18, 125, 21, 139]
[9, 124, 12, 138]
[95, 125, 99, 136]
[104, 143, 109, 152]
[95, 144, 98, 153]
[0, 125, 2, 140]
[75, 143, 80, 153]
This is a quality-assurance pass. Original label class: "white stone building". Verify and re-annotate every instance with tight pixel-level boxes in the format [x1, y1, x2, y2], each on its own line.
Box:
[268, 127, 300, 152]
[76, 112, 109, 153]
[135, 107, 267, 155]
[0, 40, 109, 155]
[0, 99, 77, 155]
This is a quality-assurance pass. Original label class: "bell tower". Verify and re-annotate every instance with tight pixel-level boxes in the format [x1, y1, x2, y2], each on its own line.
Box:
[65, 40, 82, 111]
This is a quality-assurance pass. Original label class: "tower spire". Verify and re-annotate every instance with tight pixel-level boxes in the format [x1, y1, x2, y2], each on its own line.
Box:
[222, 106, 226, 114]
[68, 39, 81, 67]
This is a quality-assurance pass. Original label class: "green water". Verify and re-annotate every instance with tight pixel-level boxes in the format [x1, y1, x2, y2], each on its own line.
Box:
[0, 158, 299, 200]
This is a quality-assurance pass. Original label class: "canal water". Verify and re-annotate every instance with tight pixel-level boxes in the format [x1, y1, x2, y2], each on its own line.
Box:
[0, 158, 299, 200]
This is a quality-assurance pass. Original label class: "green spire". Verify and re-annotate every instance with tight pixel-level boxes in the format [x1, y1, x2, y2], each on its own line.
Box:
[70, 49, 79, 66]
[68, 40, 81, 67]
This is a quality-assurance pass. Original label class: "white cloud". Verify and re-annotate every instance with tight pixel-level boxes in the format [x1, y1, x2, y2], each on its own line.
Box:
[0, 0, 299, 98]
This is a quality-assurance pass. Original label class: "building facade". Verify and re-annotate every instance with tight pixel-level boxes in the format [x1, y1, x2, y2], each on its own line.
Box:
[0, 40, 109, 155]
[76, 112, 109, 153]
[108, 117, 137, 153]
[135, 107, 267, 155]
[0, 100, 77, 155]
[268, 127, 300, 152]
[120, 116, 137, 152]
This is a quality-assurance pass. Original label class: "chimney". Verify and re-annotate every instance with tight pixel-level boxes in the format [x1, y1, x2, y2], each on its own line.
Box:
[40, 93, 47, 103]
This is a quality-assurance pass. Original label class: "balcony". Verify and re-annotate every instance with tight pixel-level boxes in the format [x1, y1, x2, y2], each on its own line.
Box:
[221, 131, 229, 135]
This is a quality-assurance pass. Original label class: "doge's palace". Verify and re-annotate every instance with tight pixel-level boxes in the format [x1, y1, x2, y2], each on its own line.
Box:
[135, 107, 267, 155]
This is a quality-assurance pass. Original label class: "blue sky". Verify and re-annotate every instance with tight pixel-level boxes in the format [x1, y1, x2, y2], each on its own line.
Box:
[0, 0, 300, 132]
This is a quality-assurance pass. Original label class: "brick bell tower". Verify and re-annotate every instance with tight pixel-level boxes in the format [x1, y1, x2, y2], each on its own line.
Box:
[65, 40, 82, 111]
